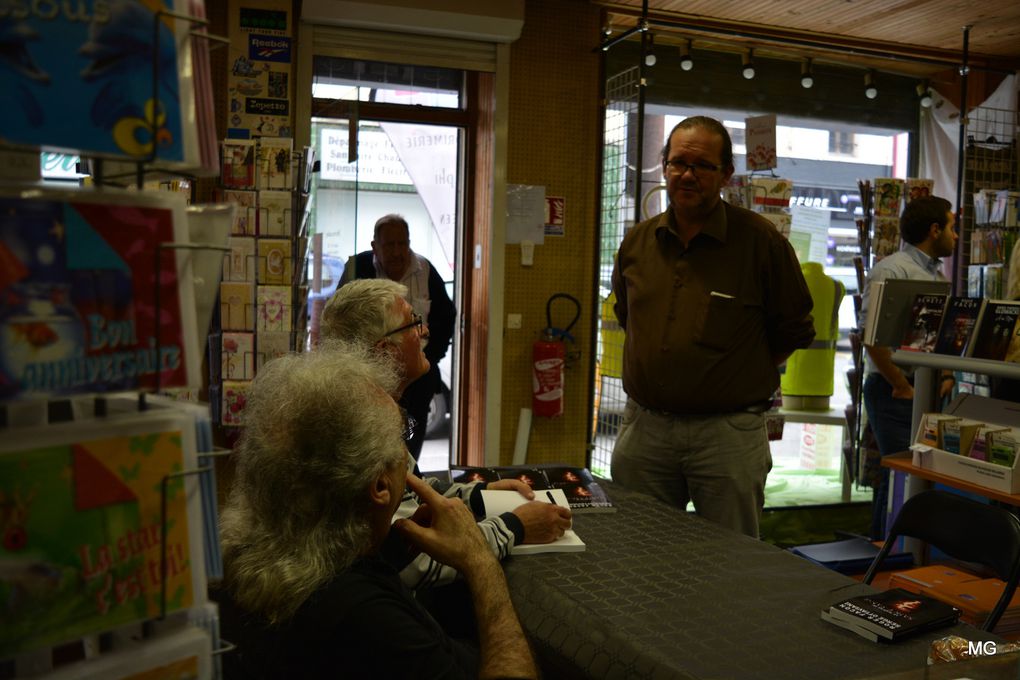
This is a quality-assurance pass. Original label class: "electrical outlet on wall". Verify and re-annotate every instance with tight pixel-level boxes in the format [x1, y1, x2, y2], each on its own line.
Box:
[507, 313, 522, 329]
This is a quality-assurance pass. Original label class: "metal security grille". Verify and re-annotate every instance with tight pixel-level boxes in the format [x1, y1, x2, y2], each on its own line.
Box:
[591, 66, 640, 477]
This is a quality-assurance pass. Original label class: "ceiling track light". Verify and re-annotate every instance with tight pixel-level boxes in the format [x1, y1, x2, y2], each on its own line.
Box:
[679, 39, 694, 71]
[644, 32, 656, 67]
[916, 80, 934, 108]
[864, 70, 878, 99]
[741, 49, 755, 80]
[800, 58, 814, 89]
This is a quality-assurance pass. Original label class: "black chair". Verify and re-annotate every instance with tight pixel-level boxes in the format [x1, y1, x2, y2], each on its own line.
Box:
[862, 489, 1020, 631]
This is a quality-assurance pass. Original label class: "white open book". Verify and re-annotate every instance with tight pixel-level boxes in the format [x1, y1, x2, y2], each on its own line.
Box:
[480, 488, 586, 554]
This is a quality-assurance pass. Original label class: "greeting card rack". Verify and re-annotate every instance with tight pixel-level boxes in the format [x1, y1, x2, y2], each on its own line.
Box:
[211, 140, 314, 430]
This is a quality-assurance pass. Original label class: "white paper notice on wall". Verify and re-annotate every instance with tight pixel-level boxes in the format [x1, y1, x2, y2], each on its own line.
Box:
[506, 184, 546, 245]
[790, 205, 831, 264]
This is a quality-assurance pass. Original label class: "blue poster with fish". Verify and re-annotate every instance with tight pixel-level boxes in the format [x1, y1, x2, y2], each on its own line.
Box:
[0, 188, 200, 399]
[0, 413, 205, 657]
[0, 0, 195, 164]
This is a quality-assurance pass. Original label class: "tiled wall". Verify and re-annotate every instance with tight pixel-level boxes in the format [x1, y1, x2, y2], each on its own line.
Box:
[499, 0, 602, 465]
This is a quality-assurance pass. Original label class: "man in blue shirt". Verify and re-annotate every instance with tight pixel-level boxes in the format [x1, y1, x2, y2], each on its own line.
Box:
[860, 196, 958, 538]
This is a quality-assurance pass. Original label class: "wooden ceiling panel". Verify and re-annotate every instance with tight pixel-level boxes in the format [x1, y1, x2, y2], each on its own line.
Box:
[595, 0, 1020, 75]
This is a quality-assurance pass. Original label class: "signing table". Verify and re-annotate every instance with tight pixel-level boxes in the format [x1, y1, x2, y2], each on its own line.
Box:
[502, 483, 997, 680]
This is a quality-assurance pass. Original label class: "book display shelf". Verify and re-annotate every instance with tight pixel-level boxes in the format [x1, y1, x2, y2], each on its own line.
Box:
[0, 4, 230, 679]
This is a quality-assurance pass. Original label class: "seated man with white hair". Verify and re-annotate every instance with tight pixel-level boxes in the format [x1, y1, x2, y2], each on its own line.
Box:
[219, 346, 537, 679]
[321, 279, 571, 590]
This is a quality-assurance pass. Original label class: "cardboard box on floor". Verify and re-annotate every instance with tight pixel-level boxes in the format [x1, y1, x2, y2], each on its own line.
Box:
[911, 394, 1020, 494]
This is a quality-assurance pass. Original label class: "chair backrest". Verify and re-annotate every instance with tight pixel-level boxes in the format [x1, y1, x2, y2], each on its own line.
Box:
[870, 489, 1020, 631]
[889, 490, 1020, 580]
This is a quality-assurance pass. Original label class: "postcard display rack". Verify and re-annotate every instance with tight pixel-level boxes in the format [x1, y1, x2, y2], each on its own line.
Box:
[846, 177, 936, 487]
[213, 138, 314, 428]
[959, 105, 1019, 397]
[0, 3, 231, 679]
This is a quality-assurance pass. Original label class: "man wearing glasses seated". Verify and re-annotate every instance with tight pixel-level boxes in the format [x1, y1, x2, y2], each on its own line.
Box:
[321, 279, 571, 593]
[339, 213, 456, 462]
[611, 115, 815, 538]
[219, 347, 537, 679]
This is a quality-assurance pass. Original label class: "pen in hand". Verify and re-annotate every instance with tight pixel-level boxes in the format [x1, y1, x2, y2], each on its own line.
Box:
[546, 490, 557, 506]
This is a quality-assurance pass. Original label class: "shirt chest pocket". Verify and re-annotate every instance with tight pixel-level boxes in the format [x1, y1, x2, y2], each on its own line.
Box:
[694, 292, 751, 351]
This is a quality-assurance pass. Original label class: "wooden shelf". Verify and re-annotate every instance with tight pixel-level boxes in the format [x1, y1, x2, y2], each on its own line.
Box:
[882, 451, 1020, 506]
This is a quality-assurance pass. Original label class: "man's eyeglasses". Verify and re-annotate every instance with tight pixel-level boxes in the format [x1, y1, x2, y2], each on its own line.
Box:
[400, 411, 417, 442]
[664, 159, 721, 176]
[384, 313, 423, 338]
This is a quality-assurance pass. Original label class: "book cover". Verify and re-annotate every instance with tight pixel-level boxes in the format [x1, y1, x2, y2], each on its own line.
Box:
[827, 588, 959, 640]
[543, 466, 616, 512]
[256, 285, 292, 332]
[257, 239, 292, 285]
[219, 282, 254, 331]
[872, 217, 900, 261]
[0, 189, 200, 399]
[222, 190, 257, 235]
[1004, 316, 1020, 363]
[0, 413, 204, 657]
[258, 190, 292, 237]
[967, 300, 1020, 361]
[257, 137, 294, 190]
[222, 140, 256, 189]
[874, 178, 905, 217]
[932, 298, 984, 356]
[905, 178, 934, 202]
[221, 332, 254, 380]
[899, 293, 948, 352]
[0, 1, 194, 165]
[450, 466, 503, 484]
[480, 489, 585, 555]
[221, 380, 250, 427]
[225, 237, 256, 283]
[256, 331, 291, 372]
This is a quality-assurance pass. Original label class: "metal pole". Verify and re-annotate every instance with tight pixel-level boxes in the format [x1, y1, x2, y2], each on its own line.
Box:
[953, 25, 971, 296]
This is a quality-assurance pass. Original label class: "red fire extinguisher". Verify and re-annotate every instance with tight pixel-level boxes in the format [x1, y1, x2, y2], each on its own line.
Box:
[533, 294, 580, 418]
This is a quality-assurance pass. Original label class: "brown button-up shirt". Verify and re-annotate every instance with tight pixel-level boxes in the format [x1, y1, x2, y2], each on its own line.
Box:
[611, 200, 815, 414]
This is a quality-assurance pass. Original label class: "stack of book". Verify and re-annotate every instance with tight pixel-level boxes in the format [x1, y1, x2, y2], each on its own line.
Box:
[822, 588, 960, 642]
[450, 464, 615, 513]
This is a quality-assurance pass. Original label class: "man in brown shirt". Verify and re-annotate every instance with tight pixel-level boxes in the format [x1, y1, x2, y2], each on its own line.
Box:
[610, 116, 815, 537]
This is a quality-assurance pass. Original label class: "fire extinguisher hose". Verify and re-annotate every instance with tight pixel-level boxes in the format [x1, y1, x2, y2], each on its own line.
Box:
[545, 293, 581, 342]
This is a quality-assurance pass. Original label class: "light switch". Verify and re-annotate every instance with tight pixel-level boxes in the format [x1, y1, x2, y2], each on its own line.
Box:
[507, 313, 522, 329]
[521, 240, 535, 266]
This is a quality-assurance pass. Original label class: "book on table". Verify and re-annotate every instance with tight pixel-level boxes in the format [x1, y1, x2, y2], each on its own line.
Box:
[480, 488, 585, 555]
[451, 464, 615, 513]
[823, 588, 960, 642]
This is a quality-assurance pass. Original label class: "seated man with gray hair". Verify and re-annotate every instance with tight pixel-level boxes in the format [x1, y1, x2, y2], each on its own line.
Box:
[321, 279, 571, 590]
[219, 346, 537, 679]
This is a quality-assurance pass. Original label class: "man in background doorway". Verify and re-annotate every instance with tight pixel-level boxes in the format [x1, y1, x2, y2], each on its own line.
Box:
[340, 214, 456, 462]
[610, 115, 815, 538]
[861, 195, 957, 539]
